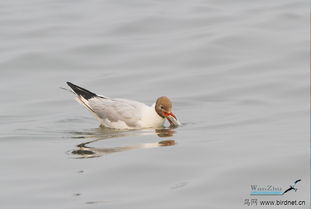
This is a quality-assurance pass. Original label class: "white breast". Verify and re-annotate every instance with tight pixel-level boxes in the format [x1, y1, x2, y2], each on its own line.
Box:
[138, 104, 165, 128]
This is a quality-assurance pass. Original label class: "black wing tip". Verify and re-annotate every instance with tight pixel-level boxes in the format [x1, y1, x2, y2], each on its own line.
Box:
[66, 81, 97, 100]
[66, 81, 79, 90]
[295, 179, 301, 183]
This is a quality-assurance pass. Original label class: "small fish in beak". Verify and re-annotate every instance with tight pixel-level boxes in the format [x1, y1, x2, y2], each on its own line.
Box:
[164, 112, 181, 127]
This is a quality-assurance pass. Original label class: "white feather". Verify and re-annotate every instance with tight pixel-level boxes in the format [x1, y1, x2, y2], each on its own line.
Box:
[75, 96, 165, 129]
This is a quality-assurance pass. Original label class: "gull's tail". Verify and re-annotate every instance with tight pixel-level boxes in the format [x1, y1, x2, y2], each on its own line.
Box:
[66, 82, 104, 124]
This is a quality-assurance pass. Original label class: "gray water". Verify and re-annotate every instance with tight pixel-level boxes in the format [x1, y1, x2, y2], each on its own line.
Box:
[0, 0, 309, 208]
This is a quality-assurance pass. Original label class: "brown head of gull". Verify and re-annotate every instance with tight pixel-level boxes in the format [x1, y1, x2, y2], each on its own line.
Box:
[155, 96, 179, 127]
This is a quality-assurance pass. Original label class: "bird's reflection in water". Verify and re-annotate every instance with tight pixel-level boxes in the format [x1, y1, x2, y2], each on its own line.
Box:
[70, 127, 176, 158]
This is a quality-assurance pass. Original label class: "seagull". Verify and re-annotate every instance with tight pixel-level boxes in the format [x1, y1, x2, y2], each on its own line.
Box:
[66, 82, 181, 129]
[282, 179, 301, 195]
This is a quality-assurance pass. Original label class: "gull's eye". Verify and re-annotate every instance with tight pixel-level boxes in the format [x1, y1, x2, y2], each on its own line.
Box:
[160, 105, 164, 110]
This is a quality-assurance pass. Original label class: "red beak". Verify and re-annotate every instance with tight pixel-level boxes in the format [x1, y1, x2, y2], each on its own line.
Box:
[163, 112, 177, 126]
[163, 112, 177, 119]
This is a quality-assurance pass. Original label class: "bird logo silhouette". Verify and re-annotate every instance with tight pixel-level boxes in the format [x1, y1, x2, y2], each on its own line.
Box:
[282, 179, 301, 195]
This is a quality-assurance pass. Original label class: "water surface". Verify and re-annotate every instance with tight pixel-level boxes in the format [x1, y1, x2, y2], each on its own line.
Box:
[0, 0, 309, 208]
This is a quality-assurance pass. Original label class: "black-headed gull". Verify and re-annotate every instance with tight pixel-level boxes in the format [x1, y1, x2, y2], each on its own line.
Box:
[66, 82, 181, 129]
